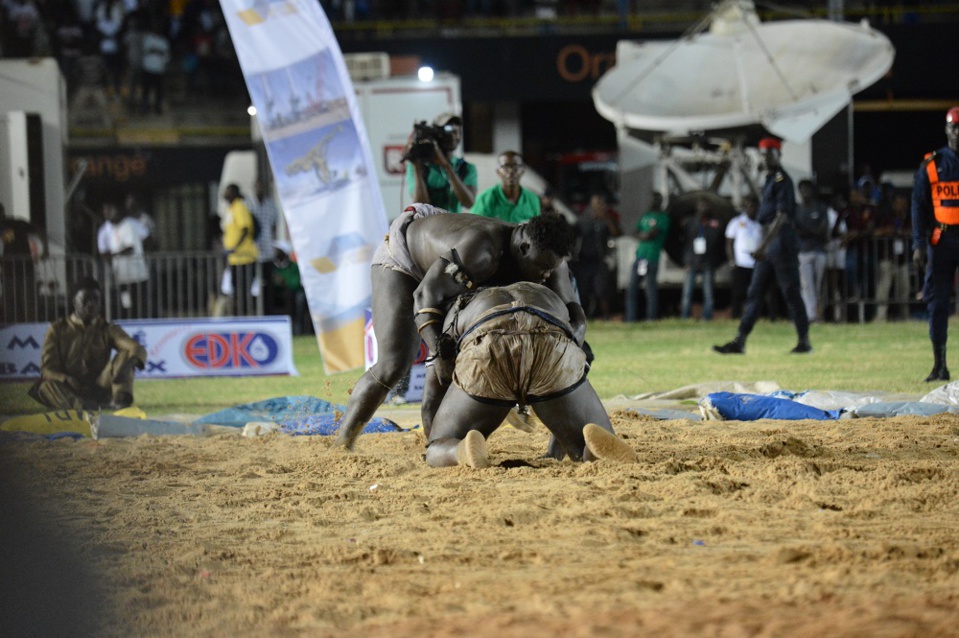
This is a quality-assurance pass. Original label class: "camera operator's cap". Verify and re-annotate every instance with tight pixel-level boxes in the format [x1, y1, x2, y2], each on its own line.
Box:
[947, 107, 959, 123]
[757, 137, 782, 151]
[433, 112, 462, 128]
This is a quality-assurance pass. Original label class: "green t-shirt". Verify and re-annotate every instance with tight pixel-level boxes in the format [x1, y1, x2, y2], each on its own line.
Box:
[471, 185, 541, 224]
[634, 209, 670, 261]
[405, 158, 478, 213]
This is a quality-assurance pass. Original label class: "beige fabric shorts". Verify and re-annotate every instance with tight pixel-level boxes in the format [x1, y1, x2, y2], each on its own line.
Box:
[370, 203, 447, 280]
[453, 309, 586, 406]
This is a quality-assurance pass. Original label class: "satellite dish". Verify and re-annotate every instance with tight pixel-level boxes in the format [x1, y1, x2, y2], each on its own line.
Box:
[592, 0, 895, 143]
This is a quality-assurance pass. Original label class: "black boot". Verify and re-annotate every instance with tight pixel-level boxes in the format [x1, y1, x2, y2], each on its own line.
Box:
[791, 338, 813, 354]
[713, 335, 746, 354]
[924, 343, 950, 382]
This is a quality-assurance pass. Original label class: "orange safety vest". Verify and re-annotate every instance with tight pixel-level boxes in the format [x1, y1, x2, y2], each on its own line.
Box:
[925, 153, 959, 225]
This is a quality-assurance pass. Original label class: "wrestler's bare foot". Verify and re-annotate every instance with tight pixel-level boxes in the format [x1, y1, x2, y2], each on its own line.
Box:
[456, 430, 491, 468]
[583, 423, 638, 463]
[333, 427, 359, 451]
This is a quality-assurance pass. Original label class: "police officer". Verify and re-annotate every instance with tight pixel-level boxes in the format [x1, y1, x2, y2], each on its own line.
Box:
[714, 137, 812, 355]
[912, 106, 959, 382]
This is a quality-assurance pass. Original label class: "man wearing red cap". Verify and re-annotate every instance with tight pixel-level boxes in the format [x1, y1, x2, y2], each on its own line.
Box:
[912, 107, 959, 381]
[714, 137, 812, 355]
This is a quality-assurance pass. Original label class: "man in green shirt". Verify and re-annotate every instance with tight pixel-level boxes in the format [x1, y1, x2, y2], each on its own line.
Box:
[404, 113, 477, 212]
[471, 151, 541, 223]
[626, 192, 670, 321]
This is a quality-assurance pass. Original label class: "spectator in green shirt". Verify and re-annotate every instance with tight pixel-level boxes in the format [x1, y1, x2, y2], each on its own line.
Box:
[471, 151, 541, 223]
[625, 192, 670, 321]
[404, 113, 477, 212]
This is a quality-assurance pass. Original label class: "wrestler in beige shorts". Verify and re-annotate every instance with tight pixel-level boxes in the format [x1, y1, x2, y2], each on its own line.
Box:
[425, 282, 636, 468]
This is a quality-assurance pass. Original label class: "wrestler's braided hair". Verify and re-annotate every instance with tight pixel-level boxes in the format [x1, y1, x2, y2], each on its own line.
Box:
[524, 213, 576, 258]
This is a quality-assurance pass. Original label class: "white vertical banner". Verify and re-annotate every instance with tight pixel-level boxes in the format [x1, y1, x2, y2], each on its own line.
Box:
[219, 0, 388, 373]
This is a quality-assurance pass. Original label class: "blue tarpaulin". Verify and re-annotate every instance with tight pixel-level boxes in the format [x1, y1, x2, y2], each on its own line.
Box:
[196, 396, 401, 435]
[703, 392, 842, 421]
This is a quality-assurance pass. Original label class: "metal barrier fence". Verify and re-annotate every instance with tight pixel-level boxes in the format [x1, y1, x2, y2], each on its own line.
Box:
[615, 235, 953, 322]
[0, 252, 263, 324]
[819, 236, 926, 324]
[3, 239, 950, 325]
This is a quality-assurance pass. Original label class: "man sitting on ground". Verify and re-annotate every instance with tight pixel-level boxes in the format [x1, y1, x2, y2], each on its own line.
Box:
[425, 281, 636, 468]
[29, 277, 147, 411]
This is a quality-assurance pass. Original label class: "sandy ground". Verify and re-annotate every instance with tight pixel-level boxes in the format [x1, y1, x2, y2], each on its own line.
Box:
[2, 408, 959, 637]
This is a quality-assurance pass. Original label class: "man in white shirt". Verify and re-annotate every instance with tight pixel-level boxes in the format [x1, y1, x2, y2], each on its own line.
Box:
[97, 199, 149, 318]
[724, 194, 762, 319]
[140, 20, 171, 114]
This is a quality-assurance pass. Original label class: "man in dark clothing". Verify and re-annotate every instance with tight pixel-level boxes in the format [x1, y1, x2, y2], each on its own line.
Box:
[680, 200, 723, 320]
[795, 179, 831, 323]
[714, 137, 812, 355]
[912, 106, 959, 382]
[572, 193, 621, 319]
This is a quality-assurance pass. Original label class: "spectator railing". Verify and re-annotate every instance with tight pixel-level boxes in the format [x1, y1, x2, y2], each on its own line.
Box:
[614, 234, 950, 322]
[821, 235, 925, 324]
[1, 253, 263, 324]
[3, 238, 947, 326]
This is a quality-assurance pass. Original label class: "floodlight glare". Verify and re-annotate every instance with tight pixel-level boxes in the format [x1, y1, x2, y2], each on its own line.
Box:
[247, 105, 257, 116]
[417, 66, 434, 82]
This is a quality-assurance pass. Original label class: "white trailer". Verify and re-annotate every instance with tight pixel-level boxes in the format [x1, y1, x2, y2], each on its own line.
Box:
[0, 58, 67, 248]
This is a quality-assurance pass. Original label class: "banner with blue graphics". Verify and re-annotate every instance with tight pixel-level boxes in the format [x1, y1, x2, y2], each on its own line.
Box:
[219, 0, 389, 374]
[0, 317, 297, 381]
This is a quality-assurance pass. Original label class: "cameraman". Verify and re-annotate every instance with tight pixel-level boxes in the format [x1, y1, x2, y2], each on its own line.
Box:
[405, 113, 477, 212]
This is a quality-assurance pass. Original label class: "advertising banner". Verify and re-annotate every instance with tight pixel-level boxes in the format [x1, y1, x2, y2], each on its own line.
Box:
[219, 0, 389, 374]
[0, 317, 297, 381]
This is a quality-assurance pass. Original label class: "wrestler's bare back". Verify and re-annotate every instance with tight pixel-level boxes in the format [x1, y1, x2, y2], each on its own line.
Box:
[446, 282, 571, 337]
[405, 214, 513, 279]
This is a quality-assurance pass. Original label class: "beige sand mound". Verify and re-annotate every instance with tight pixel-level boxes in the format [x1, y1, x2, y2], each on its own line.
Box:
[2, 413, 959, 637]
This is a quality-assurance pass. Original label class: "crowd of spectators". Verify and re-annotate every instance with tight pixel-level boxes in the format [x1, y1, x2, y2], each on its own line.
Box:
[1, 0, 243, 118]
[321, 0, 609, 22]
[612, 173, 917, 324]
[318, 1, 947, 24]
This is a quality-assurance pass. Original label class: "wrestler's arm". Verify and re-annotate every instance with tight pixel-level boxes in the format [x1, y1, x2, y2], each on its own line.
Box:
[544, 262, 586, 346]
[413, 245, 497, 381]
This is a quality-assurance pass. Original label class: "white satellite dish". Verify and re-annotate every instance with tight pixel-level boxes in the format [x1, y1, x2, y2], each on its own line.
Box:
[592, 0, 895, 143]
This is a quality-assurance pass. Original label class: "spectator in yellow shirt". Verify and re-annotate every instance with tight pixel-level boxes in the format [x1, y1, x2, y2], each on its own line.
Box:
[222, 184, 258, 314]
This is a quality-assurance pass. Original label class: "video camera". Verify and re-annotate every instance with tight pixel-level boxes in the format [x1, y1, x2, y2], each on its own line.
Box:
[403, 120, 456, 162]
